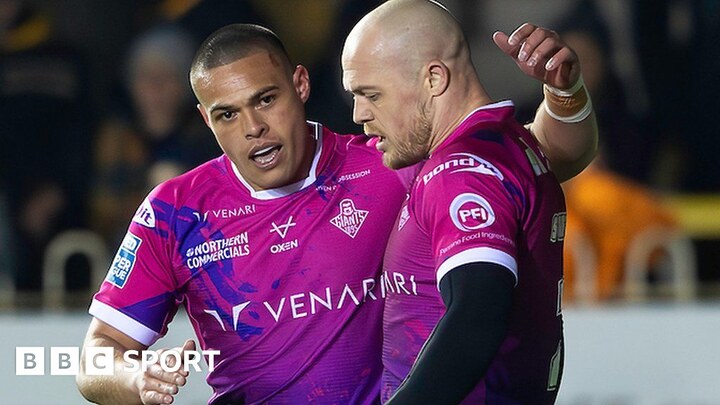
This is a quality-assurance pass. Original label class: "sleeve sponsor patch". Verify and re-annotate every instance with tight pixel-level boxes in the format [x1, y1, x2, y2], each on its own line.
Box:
[106, 232, 142, 288]
[132, 198, 156, 228]
[449, 193, 495, 232]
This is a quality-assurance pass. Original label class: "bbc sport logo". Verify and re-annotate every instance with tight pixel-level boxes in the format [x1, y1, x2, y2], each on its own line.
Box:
[15, 347, 219, 376]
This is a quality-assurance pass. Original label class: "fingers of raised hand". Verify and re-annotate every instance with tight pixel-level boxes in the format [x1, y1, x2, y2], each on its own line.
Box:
[138, 363, 187, 404]
[507, 22, 539, 47]
[138, 377, 177, 404]
[516, 26, 560, 65]
[543, 47, 580, 89]
[148, 362, 188, 386]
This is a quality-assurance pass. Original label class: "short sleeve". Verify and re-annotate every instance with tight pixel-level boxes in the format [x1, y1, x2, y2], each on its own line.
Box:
[416, 156, 522, 288]
[90, 194, 179, 346]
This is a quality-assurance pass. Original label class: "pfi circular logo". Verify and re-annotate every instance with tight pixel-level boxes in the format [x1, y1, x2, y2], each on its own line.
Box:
[449, 193, 495, 232]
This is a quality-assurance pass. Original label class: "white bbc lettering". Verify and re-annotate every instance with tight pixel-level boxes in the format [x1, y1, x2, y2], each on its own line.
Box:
[15, 346, 217, 375]
[51, 347, 79, 375]
[15, 347, 44, 375]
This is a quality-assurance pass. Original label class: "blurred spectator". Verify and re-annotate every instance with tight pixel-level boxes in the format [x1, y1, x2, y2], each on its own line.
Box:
[89, 25, 219, 246]
[553, 1, 682, 301]
[157, 0, 382, 133]
[555, 0, 652, 183]
[443, 0, 648, 130]
[0, 0, 93, 291]
[563, 159, 679, 301]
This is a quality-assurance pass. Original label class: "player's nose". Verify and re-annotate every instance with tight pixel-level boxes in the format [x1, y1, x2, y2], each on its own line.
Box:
[352, 98, 373, 125]
[242, 110, 268, 139]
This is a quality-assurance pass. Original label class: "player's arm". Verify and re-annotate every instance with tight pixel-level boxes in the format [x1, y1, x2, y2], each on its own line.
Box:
[76, 318, 192, 405]
[494, 23, 598, 182]
[384, 262, 515, 404]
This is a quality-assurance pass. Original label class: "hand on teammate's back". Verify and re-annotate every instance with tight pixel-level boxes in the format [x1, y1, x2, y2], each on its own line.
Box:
[134, 340, 195, 405]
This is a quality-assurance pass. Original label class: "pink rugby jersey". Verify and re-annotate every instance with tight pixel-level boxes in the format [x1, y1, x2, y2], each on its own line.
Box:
[381, 102, 567, 404]
[90, 122, 407, 404]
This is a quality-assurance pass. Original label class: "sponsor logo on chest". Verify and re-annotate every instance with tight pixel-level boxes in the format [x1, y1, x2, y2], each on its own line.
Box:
[192, 205, 257, 222]
[184, 233, 250, 269]
[269, 216, 299, 254]
[203, 270, 420, 330]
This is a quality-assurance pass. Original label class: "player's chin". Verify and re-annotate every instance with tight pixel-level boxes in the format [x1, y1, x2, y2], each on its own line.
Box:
[382, 152, 411, 170]
[383, 146, 424, 169]
[257, 171, 294, 190]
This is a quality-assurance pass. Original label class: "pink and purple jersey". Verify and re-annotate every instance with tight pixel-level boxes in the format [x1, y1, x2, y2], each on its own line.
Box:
[381, 102, 566, 404]
[91, 123, 407, 404]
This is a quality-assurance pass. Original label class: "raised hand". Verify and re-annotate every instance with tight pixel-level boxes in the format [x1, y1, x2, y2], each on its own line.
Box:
[493, 23, 581, 90]
[135, 339, 196, 404]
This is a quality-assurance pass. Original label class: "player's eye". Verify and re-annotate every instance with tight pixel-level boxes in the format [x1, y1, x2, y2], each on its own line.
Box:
[367, 93, 379, 102]
[259, 95, 275, 107]
[220, 111, 236, 121]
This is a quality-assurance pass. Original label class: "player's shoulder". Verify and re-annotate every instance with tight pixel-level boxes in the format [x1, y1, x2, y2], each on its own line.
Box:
[149, 155, 227, 203]
[421, 139, 509, 189]
[319, 125, 390, 179]
[324, 126, 381, 157]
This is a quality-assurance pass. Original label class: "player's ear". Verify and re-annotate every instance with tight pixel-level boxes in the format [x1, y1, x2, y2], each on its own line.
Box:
[293, 64, 311, 103]
[197, 103, 211, 128]
[426, 59, 450, 97]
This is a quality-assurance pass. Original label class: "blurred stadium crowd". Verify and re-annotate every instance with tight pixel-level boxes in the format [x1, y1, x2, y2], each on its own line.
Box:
[0, 0, 718, 307]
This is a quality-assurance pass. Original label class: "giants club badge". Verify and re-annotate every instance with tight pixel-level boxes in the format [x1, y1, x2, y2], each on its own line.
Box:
[330, 198, 368, 238]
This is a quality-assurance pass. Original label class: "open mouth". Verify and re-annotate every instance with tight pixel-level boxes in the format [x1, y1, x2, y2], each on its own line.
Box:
[250, 145, 282, 168]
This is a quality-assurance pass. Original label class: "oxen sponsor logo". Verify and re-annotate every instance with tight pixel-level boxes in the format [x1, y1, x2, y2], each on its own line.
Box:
[270, 216, 298, 254]
[270, 216, 296, 239]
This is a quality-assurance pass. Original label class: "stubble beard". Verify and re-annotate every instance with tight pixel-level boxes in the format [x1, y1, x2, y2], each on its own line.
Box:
[383, 101, 432, 169]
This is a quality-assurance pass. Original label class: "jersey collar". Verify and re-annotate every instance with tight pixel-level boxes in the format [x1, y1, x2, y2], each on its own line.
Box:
[230, 121, 323, 200]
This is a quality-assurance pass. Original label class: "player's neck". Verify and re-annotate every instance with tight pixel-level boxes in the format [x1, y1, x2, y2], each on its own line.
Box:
[428, 80, 491, 154]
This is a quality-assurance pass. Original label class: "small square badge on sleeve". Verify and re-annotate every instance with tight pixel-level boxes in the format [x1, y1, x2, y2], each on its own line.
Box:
[106, 232, 142, 288]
